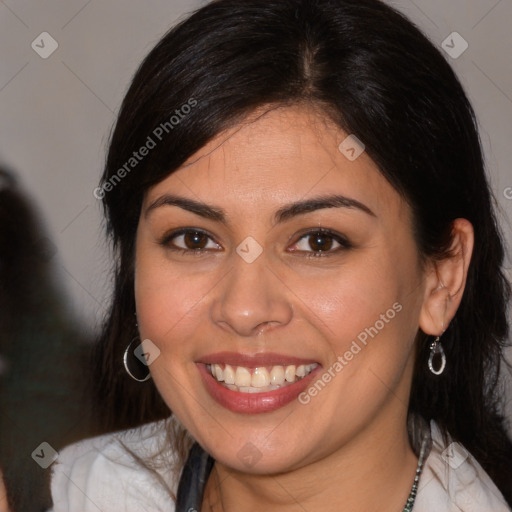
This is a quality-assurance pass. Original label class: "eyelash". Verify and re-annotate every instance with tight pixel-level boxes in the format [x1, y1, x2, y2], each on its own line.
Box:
[158, 228, 220, 257]
[158, 227, 352, 258]
[289, 228, 352, 258]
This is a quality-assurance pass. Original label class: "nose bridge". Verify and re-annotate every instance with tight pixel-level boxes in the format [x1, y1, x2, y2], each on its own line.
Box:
[211, 249, 293, 337]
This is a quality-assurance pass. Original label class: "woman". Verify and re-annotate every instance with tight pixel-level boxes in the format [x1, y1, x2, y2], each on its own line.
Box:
[49, 0, 512, 510]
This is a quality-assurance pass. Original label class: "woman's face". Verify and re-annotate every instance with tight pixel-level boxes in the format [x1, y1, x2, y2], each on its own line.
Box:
[135, 105, 428, 473]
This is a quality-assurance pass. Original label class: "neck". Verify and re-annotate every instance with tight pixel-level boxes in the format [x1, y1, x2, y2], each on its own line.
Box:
[203, 412, 419, 512]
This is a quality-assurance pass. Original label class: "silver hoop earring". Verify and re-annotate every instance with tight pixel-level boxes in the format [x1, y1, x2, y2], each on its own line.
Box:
[428, 336, 446, 375]
[123, 338, 152, 382]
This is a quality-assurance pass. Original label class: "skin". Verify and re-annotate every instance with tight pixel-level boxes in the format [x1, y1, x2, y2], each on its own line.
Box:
[0, 470, 10, 512]
[134, 104, 474, 511]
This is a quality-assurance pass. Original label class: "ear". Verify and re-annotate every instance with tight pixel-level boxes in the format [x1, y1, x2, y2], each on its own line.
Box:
[419, 218, 474, 336]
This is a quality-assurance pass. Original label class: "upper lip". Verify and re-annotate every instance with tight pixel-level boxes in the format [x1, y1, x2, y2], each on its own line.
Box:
[197, 351, 319, 367]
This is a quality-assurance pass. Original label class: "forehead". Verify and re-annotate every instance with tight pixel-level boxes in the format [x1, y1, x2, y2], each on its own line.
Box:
[143, 105, 407, 221]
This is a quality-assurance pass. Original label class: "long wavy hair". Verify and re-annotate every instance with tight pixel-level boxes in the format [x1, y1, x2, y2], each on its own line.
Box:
[91, 0, 512, 503]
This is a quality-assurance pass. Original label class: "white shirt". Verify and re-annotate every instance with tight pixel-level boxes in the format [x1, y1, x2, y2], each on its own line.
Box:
[48, 419, 511, 512]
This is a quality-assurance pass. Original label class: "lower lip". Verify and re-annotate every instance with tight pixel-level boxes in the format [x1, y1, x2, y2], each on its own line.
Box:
[198, 363, 321, 414]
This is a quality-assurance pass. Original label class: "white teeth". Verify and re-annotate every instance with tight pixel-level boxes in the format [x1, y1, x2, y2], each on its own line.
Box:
[296, 364, 306, 378]
[224, 364, 235, 385]
[208, 362, 318, 392]
[239, 386, 260, 393]
[270, 365, 285, 385]
[285, 365, 296, 382]
[235, 366, 252, 387]
[251, 367, 270, 388]
[214, 364, 224, 382]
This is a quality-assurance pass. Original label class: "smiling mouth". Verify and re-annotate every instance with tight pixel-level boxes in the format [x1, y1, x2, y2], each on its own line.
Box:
[206, 363, 319, 393]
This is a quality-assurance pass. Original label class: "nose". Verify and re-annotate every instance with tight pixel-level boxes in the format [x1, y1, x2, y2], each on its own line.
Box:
[210, 253, 293, 337]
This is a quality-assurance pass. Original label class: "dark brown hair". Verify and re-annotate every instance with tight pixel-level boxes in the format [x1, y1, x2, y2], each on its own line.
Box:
[92, 0, 512, 503]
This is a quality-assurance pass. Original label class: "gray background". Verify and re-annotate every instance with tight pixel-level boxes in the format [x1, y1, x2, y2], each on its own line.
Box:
[1, 0, 511, 418]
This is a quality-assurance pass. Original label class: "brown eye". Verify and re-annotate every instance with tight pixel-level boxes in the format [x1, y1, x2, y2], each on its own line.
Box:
[183, 231, 208, 249]
[289, 229, 351, 257]
[308, 233, 334, 252]
[160, 229, 222, 253]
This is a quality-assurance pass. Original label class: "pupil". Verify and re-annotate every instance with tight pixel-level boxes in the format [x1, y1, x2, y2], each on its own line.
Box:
[310, 233, 332, 252]
[184, 231, 207, 249]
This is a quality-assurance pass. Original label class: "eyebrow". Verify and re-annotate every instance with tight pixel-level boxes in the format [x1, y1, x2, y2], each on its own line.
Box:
[144, 193, 376, 224]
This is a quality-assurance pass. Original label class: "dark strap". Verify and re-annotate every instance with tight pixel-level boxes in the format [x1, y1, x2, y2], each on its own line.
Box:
[175, 442, 215, 512]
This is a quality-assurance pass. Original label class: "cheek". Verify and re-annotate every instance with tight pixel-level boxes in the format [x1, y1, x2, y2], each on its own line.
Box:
[294, 243, 422, 365]
[295, 260, 398, 339]
[134, 248, 208, 354]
